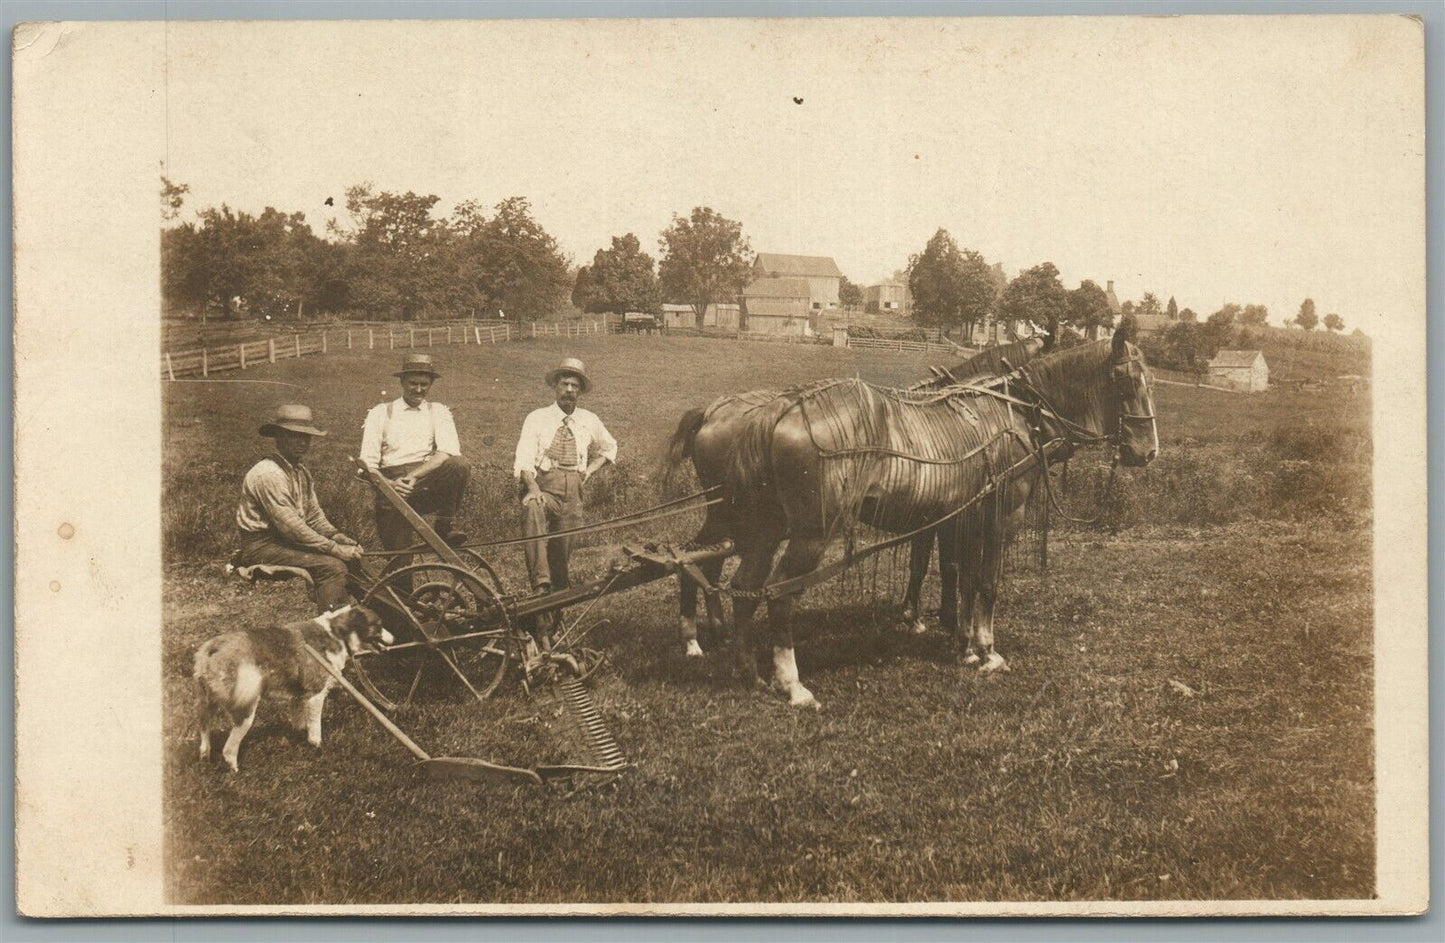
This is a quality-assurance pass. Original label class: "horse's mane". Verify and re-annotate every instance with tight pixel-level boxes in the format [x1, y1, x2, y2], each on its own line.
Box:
[1017, 339, 1117, 434]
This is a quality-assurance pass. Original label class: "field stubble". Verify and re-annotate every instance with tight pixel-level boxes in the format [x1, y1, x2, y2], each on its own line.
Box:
[164, 335, 1373, 904]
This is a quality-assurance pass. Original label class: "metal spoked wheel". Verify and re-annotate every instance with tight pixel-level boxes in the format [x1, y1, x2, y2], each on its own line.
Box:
[354, 562, 520, 711]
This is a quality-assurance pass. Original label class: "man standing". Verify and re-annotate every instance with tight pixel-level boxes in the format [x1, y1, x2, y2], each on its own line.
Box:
[514, 357, 617, 594]
[360, 353, 470, 549]
[234, 404, 364, 613]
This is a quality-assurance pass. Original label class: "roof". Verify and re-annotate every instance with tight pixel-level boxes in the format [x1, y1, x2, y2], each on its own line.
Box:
[754, 253, 843, 279]
[1209, 349, 1265, 368]
[1132, 314, 1172, 333]
[867, 282, 904, 290]
[743, 276, 811, 299]
[661, 303, 693, 313]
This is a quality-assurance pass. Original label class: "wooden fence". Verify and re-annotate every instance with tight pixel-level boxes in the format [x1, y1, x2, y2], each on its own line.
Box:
[842, 335, 963, 357]
[162, 318, 606, 380]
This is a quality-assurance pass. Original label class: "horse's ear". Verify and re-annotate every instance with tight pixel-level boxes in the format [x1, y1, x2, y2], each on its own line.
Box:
[1111, 326, 1129, 357]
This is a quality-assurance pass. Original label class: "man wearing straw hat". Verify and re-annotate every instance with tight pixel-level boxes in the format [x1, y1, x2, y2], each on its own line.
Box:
[234, 404, 364, 613]
[360, 352, 471, 550]
[514, 357, 617, 595]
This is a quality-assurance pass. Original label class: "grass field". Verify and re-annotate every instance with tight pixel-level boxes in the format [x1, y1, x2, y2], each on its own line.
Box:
[163, 334, 1373, 905]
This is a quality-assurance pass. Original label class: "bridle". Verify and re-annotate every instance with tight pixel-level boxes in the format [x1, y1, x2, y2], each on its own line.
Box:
[1112, 348, 1158, 444]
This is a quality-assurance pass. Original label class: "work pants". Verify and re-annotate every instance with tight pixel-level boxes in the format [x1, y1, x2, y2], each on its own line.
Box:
[234, 533, 357, 613]
[521, 468, 584, 591]
[374, 454, 471, 550]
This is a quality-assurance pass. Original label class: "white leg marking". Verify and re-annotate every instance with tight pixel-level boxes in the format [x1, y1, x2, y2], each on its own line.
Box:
[772, 646, 818, 709]
[221, 703, 258, 773]
[685, 638, 705, 658]
[679, 616, 704, 657]
[305, 692, 327, 747]
[979, 651, 1010, 674]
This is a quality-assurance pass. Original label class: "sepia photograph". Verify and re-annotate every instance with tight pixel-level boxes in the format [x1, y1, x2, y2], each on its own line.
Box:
[11, 12, 1428, 917]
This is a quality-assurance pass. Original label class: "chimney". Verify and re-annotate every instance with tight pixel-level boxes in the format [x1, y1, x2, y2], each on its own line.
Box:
[1107, 280, 1114, 293]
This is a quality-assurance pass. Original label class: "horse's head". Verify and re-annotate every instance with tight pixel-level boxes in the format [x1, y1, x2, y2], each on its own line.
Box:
[1110, 328, 1158, 467]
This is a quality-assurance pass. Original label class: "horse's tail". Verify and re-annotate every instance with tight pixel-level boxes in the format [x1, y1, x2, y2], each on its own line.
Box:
[726, 394, 796, 499]
[660, 405, 708, 494]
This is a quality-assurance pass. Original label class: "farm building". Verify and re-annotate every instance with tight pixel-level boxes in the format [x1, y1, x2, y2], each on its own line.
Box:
[1132, 313, 1172, 335]
[742, 277, 814, 335]
[864, 283, 905, 313]
[1208, 349, 1269, 392]
[660, 303, 740, 330]
[1105, 280, 1122, 315]
[752, 253, 843, 310]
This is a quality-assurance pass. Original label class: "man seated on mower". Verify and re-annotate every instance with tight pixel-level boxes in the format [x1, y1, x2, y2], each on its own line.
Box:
[359, 352, 470, 550]
[233, 404, 365, 613]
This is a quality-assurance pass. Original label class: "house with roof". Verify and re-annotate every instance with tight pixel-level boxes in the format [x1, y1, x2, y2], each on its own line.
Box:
[1104, 280, 1122, 316]
[864, 283, 905, 313]
[752, 253, 843, 310]
[661, 302, 740, 331]
[741, 277, 813, 335]
[1208, 349, 1269, 392]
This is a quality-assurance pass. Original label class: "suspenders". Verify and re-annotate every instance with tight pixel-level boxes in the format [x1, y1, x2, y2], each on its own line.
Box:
[381, 399, 437, 462]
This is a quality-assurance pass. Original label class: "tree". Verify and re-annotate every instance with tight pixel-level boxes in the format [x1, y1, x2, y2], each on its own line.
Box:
[1324, 312, 1345, 332]
[658, 207, 753, 329]
[574, 233, 660, 315]
[1295, 297, 1319, 331]
[1203, 303, 1240, 352]
[997, 262, 1070, 337]
[160, 175, 189, 222]
[1240, 304, 1269, 326]
[838, 275, 864, 308]
[452, 196, 572, 322]
[571, 266, 594, 311]
[906, 229, 996, 340]
[336, 184, 453, 320]
[1066, 279, 1114, 340]
[1179, 307, 1198, 323]
[1136, 292, 1164, 320]
[1166, 295, 1179, 321]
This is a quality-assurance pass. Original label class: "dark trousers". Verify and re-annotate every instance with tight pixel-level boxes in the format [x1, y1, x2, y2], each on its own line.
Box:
[235, 533, 357, 613]
[522, 468, 584, 591]
[374, 454, 471, 550]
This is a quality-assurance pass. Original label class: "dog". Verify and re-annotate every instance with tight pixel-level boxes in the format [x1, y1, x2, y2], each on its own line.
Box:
[193, 605, 393, 772]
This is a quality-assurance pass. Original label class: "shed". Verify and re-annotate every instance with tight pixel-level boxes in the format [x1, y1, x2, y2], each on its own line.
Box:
[743, 277, 813, 335]
[661, 304, 694, 330]
[864, 283, 905, 313]
[1208, 349, 1269, 392]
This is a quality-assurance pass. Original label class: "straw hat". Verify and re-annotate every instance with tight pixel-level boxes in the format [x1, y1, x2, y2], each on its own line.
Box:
[259, 404, 328, 438]
[545, 356, 592, 393]
[393, 352, 441, 379]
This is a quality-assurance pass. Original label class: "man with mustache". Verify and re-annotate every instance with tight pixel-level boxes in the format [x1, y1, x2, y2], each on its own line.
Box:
[513, 357, 617, 598]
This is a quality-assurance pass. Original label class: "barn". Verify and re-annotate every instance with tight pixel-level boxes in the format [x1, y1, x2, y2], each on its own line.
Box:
[1208, 349, 1269, 392]
[742, 277, 813, 335]
[752, 253, 843, 310]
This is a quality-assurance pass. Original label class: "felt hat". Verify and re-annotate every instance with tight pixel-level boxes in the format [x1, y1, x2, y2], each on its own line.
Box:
[545, 356, 592, 393]
[394, 353, 441, 379]
[259, 404, 328, 438]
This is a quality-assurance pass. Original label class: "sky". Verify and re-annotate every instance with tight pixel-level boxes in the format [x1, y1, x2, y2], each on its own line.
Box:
[159, 16, 1423, 333]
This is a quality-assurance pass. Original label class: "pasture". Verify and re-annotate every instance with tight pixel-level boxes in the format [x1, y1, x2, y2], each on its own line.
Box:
[163, 334, 1373, 905]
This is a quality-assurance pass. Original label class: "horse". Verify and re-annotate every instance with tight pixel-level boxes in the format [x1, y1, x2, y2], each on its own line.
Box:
[717, 328, 1156, 707]
[664, 336, 1049, 658]
[898, 333, 1052, 636]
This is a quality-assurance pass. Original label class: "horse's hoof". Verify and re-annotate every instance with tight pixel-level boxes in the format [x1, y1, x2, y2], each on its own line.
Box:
[790, 688, 820, 710]
[684, 639, 704, 658]
[979, 653, 1010, 674]
[962, 650, 982, 666]
[908, 619, 928, 636]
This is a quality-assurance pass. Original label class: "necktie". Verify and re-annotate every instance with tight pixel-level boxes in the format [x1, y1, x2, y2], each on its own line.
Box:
[546, 416, 579, 468]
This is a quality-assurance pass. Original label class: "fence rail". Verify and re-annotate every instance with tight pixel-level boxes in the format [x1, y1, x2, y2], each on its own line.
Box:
[843, 335, 962, 356]
[161, 319, 605, 379]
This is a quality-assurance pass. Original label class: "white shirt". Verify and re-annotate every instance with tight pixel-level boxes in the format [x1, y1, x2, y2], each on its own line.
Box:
[513, 402, 617, 478]
[360, 398, 461, 470]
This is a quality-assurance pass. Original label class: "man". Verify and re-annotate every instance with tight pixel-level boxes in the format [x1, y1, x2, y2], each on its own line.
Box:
[234, 404, 364, 613]
[359, 353, 470, 549]
[514, 357, 617, 594]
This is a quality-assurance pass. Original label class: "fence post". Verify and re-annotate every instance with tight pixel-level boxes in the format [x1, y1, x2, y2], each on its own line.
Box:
[347, 330, 352, 350]
[269, 338, 276, 363]
[389, 330, 395, 350]
[448, 326, 454, 345]
[165, 353, 175, 381]
[239, 344, 246, 369]
[410, 327, 416, 348]
[368, 328, 374, 350]
[201, 348, 208, 377]
[474, 326, 481, 345]
[321, 332, 327, 354]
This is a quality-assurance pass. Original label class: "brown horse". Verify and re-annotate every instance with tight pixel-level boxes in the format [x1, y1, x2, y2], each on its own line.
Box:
[899, 333, 1052, 637]
[715, 328, 1156, 707]
[665, 336, 1049, 657]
